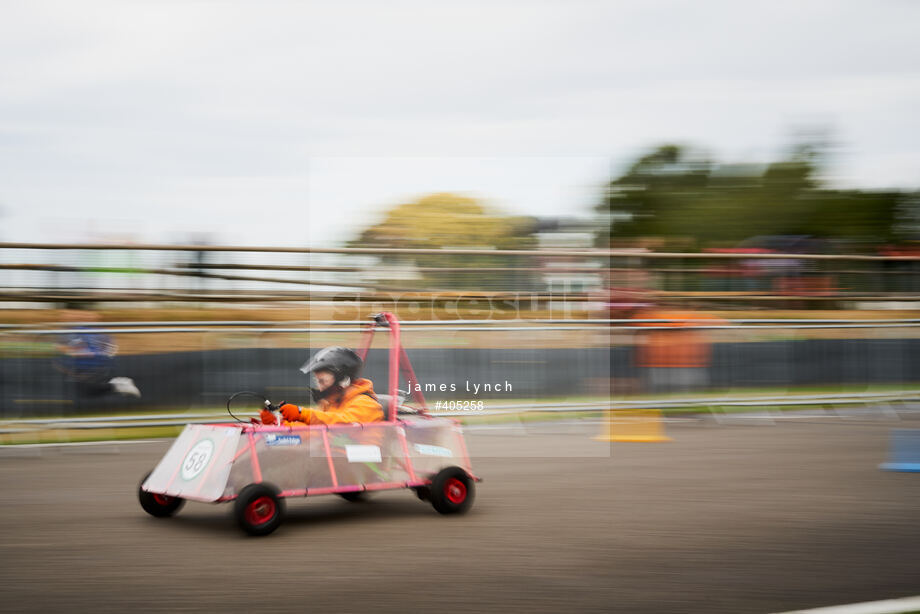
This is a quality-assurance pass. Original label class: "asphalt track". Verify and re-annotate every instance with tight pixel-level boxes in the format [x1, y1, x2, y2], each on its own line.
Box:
[1, 418, 918, 614]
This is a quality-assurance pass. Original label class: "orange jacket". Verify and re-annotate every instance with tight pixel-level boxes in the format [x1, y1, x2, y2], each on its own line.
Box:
[634, 309, 725, 368]
[281, 378, 384, 426]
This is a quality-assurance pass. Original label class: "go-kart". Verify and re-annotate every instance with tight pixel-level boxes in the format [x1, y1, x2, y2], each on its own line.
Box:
[138, 312, 479, 536]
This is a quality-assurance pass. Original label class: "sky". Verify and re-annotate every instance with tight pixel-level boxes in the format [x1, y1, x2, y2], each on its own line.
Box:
[0, 0, 918, 247]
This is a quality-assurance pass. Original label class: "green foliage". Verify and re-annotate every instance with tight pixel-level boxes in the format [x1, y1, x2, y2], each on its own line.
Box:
[598, 144, 906, 249]
[352, 193, 538, 290]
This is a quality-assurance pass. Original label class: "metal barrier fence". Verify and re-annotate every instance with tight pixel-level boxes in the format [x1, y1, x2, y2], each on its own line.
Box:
[4, 242, 920, 306]
[3, 391, 918, 435]
[0, 319, 918, 420]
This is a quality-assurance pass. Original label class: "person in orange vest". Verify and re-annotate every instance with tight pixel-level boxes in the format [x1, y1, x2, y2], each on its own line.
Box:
[259, 346, 383, 426]
[633, 303, 726, 394]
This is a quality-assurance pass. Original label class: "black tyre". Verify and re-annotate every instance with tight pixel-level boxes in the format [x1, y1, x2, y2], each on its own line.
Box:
[234, 483, 285, 536]
[429, 467, 474, 515]
[338, 491, 367, 503]
[138, 471, 185, 518]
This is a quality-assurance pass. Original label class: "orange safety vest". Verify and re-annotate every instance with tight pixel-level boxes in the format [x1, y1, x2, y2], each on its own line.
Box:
[634, 310, 721, 368]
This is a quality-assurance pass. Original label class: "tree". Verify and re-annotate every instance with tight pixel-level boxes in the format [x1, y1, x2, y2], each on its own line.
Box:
[597, 142, 905, 249]
[351, 193, 538, 290]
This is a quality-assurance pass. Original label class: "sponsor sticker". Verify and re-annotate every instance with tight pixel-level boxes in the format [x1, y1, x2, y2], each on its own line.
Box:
[265, 434, 302, 447]
[413, 443, 453, 457]
[345, 445, 382, 463]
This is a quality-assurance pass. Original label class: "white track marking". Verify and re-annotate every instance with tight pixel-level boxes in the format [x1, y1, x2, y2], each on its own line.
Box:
[0, 438, 168, 450]
[776, 595, 920, 614]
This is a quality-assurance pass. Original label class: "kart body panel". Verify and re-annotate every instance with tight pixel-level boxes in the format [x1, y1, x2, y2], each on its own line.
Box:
[141, 311, 477, 508]
[143, 417, 473, 503]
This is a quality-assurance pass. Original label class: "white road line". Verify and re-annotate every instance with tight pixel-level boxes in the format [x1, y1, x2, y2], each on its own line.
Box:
[776, 595, 920, 614]
[0, 438, 169, 450]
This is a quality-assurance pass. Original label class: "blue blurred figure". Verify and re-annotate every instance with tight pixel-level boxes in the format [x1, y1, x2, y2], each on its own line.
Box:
[55, 307, 140, 402]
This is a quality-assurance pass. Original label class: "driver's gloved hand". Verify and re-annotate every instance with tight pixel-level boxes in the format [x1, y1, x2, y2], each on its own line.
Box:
[259, 409, 278, 425]
[280, 403, 302, 423]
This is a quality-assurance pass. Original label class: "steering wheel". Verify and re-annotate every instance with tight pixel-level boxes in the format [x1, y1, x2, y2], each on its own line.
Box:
[226, 391, 270, 424]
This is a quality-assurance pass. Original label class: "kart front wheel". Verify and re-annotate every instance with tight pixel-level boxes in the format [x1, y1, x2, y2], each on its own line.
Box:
[235, 483, 284, 536]
[429, 467, 474, 515]
[138, 471, 185, 518]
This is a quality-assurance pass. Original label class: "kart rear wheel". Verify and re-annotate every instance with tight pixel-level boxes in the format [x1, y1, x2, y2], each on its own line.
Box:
[235, 483, 284, 536]
[338, 491, 366, 502]
[138, 471, 185, 518]
[429, 467, 474, 515]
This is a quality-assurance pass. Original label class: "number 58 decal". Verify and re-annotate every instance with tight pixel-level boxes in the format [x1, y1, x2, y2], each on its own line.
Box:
[181, 439, 215, 481]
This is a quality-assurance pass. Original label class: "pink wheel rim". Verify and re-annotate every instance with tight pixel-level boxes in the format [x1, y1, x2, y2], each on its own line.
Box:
[444, 478, 467, 504]
[245, 496, 276, 525]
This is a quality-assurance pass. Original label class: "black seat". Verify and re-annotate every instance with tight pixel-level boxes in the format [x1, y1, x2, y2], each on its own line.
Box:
[375, 394, 414, 417]
[376, 394, 393, 417]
